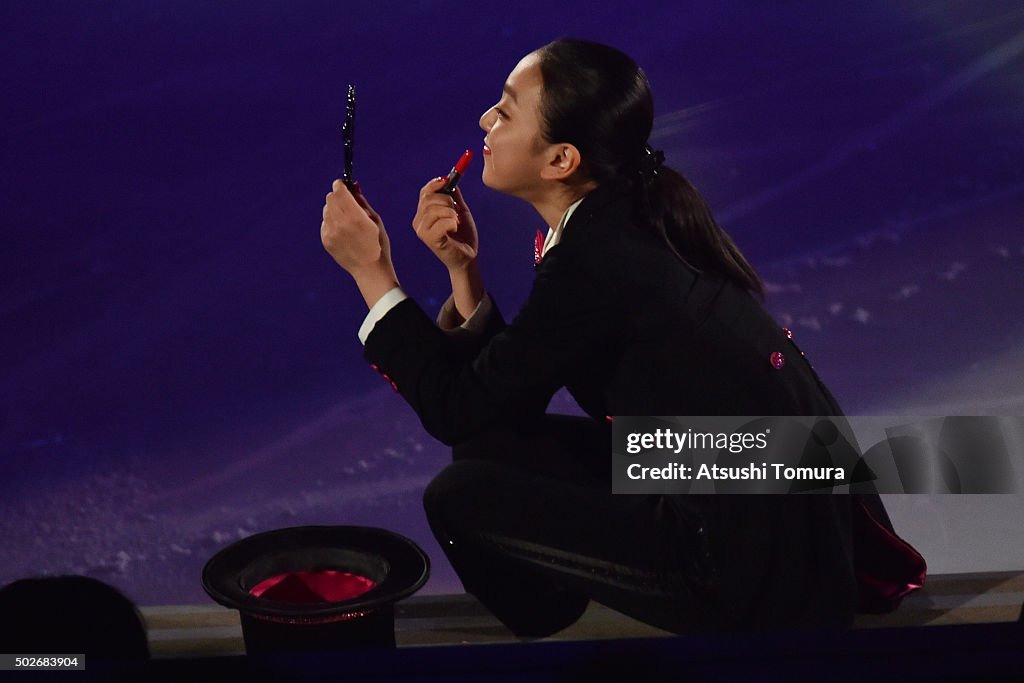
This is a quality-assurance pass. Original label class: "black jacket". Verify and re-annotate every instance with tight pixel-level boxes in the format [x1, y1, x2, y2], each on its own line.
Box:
[364, 183, 924, 630]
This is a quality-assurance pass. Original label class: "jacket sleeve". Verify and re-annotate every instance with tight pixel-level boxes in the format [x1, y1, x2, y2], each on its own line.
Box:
[363, 246, 617, 445]
[435, 292, 507, 357]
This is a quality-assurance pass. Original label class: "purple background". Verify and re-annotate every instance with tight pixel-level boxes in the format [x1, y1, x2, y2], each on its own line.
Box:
[2, 1, 1023, 605]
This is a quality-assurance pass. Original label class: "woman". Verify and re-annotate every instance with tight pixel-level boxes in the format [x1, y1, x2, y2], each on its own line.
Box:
[321, 39, 924, 636]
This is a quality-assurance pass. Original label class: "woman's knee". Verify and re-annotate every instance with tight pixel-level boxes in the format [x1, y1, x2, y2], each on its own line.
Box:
[422, 460, 506, 525]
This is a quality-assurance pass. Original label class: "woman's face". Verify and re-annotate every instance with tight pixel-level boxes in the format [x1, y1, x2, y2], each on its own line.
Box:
[478, 52, 551, 199]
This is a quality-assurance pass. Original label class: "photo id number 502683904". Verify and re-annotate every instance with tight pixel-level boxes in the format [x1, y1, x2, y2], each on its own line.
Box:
[1, 655, 85, 671]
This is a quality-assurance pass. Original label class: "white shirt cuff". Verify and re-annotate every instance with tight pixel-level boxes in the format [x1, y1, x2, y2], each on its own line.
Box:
[358, 287, 408, 345]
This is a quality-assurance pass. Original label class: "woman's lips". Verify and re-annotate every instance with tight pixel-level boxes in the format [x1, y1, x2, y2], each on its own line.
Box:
[482, 142, 491, 156]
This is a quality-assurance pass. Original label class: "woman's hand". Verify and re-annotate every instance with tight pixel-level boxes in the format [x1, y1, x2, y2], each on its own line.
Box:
[321, 180, 400, 307]
[412, 178, 479, 273]
[322, 180, 386, 273]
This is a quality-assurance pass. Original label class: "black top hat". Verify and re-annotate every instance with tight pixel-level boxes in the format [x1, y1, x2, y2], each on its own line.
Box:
[202, 526, 429, 652]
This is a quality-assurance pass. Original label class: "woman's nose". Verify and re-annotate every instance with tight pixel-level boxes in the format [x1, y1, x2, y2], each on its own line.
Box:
[479, 108, 495, 132]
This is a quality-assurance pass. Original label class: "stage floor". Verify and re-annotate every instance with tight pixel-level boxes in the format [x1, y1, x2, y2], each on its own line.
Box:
[143, 570, 1024, 659]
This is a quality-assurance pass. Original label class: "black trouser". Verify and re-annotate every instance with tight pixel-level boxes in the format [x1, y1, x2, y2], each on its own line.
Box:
[422, 414, 712, 637]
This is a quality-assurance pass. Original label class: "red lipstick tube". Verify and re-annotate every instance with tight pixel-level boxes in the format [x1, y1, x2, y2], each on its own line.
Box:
[438, 149, 473, 196]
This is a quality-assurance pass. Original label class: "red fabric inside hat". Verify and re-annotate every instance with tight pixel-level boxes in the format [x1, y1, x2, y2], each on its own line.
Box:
[249, 570, 377, 603]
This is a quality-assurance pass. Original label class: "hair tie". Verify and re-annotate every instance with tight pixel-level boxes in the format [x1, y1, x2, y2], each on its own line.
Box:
[638, 144, 665, 182]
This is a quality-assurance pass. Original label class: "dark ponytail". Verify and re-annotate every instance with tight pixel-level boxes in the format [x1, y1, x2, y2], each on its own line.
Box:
[534, 39, 765, 299]
[640, 165, 766, 299]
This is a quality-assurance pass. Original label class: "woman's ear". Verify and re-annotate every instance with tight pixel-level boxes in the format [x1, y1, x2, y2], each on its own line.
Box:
[540, 143, 584, 181]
